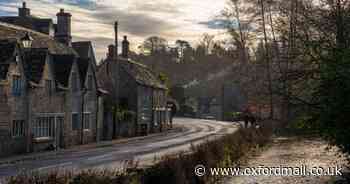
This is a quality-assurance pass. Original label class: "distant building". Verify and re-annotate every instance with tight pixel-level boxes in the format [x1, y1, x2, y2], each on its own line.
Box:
[97, 29, 170, 138]
[0, 5, 103, 157]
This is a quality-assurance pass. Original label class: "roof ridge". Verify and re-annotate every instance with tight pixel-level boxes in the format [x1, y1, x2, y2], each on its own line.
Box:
[0, 21, 54, 40]
[0, 21, 78, 56]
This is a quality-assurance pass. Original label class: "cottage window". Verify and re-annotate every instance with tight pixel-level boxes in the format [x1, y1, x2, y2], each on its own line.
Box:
[87, 75, 93, 90]
[72, 113, 79, 130]
[12, 75, 22, 96]
[12, 120, 25, 137]
[83, 112, 90, 130]
[33, 117, 55, 138]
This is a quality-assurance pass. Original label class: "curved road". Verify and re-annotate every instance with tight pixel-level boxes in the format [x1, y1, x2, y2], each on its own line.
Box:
[0, 118, 240, 179]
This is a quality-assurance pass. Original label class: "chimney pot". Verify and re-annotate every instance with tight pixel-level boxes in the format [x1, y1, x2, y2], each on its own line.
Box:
[108, 44, 115, 59]
[114, 21, 118, 59]
[55, 8, 72, 46]
[122, 35, 130, 58]
[19, 1, 30, 17]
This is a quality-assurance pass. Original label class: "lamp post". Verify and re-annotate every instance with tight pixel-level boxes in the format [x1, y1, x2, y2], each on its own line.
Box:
[21, 32, 33, 49]
[21, 32, 33, 153]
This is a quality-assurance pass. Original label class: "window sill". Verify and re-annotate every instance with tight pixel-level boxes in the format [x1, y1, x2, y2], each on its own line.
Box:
[12, 135, 25, 139]
[33, 137, 53, 143]
[83, 129, 91, 132]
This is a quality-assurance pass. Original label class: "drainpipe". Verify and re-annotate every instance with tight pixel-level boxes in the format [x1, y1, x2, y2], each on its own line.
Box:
[81, 87, 87, 145]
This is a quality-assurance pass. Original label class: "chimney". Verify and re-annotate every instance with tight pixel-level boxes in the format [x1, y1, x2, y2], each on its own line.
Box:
[122, 36, 130, 58]
[55, 9, 72, 46]
[19, 2, 30, 17]
[113, 21, 119, 60]
[107, 44, 115, 59]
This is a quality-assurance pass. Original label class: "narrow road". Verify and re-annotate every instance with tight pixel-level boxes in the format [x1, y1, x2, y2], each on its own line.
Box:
[0, 118, 239, 179]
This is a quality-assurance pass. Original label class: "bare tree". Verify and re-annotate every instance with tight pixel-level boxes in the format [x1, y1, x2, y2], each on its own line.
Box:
[140, 36, 168, 55]
[198, 33, 215, 55]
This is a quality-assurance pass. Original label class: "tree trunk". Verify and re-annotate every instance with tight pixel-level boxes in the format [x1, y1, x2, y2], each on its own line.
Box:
[260, 0, 274, 119]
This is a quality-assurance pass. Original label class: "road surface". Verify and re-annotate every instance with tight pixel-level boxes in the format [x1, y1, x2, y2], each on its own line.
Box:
[0, 118, 239, 179]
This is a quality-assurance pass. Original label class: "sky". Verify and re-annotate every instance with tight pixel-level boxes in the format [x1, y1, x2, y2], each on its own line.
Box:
[0, 0, 228, 60]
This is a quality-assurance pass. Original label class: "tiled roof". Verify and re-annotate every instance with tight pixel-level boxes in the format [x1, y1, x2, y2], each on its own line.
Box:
[72, 41, 97, 87]
[119, 58, 167, 89]
[0, 16, 53, 35]
[52, 55, 75, 87]
[72, 41, 91, 59]
[0, 40, 16, 80]
[23, 48, 48, 84]
[77, 57, 89, 87]
[99, 57, 167, 89]
[0, 21, 77, 56]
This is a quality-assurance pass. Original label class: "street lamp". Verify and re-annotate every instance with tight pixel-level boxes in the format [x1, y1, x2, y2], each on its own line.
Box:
[21, 32, 33, 154]
[21, 32, 33, 49]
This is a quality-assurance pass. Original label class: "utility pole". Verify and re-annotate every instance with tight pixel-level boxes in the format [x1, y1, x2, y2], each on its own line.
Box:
[114, 21, 119, 138]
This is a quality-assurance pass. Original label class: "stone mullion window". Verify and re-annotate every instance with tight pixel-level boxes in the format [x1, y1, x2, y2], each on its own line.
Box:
[72, 113, 79, 130]
[12, 75, 22, 96]
[12, 120, 25, 137]
[33, 116, 56, 138]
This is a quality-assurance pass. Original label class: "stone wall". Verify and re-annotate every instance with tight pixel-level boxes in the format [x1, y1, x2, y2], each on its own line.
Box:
[0, 84, 10, 136]
[28, 86, 65, 151]
[0, 136, 26, 157]
[0, 62, 29, 156]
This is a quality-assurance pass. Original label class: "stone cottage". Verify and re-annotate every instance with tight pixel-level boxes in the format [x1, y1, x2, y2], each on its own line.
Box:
[0, 4, 103, 157]
[97, 25, 169, 139]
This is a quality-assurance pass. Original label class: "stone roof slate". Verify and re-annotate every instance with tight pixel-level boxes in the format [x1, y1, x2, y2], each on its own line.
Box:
[0, 40, 16, 80]
[23, 48, 48, 84]
[0, 22, 77, 56]
[52, 55, 75, 87]
[99, 57, 167, 89]
[117, 58, 167, 90]
[0, 16, 53, 35]
[72, 42, 91, 59]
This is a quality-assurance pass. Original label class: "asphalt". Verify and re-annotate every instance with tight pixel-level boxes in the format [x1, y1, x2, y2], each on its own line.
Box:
[0, 118, 240, 179]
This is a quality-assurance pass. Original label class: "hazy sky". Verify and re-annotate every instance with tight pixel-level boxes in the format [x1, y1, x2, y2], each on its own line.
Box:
[0, 0, 228, 60]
